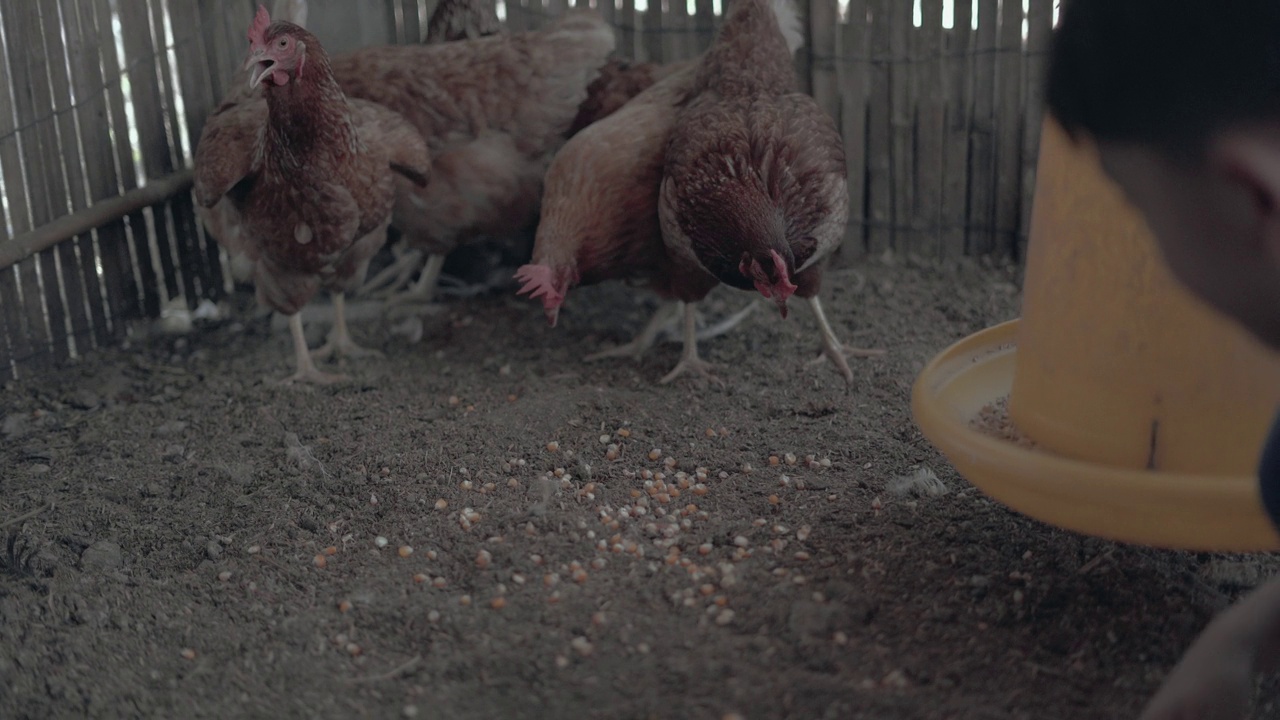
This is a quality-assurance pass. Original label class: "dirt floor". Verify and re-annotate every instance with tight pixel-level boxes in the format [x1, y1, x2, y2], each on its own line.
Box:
[2, 256, 1279, 720]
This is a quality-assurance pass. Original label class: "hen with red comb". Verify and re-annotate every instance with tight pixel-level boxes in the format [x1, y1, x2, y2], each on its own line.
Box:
[193, 5, 430, 385]
[659, 0, 885, 384]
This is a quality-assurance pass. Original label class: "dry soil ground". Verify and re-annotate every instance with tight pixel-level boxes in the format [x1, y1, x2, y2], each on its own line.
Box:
[2, 257, 1279, 720]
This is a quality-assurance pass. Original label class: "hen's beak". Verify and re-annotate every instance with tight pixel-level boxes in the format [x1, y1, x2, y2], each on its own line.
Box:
[244, 50, 273, 89]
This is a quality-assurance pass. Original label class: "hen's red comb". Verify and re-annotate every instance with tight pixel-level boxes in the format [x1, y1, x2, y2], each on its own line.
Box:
[249, 5, 271, 45]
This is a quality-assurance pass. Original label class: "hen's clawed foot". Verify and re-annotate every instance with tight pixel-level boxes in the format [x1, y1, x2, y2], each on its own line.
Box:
[805, 295, 885, 384]
[360, 246, 422, 299]
[311, 336, 384, 361]
[282, 312, 350, 386]
[659, 355, 722, 386]
[280, 367, 350, 386]
[311, 293, 385, 361]
[658, 301, 724, 386]
[586, 301, 681, 362]
[806, 342, 886, 383]
[383, 253, 446, 310]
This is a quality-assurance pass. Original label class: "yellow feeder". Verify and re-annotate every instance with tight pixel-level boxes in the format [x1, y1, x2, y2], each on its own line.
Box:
[911, 117, 1280, 551]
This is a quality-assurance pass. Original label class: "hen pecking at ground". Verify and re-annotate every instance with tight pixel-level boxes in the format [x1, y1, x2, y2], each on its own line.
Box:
[658, 0, 885, 384]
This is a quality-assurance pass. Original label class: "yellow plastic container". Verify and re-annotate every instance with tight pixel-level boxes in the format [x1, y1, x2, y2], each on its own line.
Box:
[1010, 119, 1280, 475]
[911, 117, 1280, 551]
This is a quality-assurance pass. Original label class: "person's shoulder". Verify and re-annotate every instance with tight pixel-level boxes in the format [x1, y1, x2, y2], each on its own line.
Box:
[1258, 409, 1280, 530]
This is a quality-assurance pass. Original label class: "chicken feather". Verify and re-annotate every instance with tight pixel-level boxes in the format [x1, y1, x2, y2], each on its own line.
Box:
[328, 9, 616, 310]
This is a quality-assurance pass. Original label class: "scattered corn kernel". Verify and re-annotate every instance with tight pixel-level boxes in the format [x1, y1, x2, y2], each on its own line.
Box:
[571, 636, 594, 657]
[338, 600, 353, 613]
[313, 554, 327, 568]
[180, 648, 197, 660]
[491, 597, 507, 610]
[399, 545, 414, 558]
[547, 441, 560, 452]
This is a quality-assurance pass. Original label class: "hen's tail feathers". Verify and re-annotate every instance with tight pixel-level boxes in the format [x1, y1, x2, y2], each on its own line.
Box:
[769, 0, 804, 55]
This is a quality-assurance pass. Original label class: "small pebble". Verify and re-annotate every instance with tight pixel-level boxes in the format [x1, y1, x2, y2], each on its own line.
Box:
[570, 636, 594, 657]
[375, 536, 389, 548]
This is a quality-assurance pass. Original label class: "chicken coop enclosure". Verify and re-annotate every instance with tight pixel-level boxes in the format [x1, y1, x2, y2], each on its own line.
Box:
[0, 0, 1055, 382]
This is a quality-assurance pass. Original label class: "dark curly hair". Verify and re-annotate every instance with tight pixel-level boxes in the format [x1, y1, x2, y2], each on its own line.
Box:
[1046, 0, 1280, 162]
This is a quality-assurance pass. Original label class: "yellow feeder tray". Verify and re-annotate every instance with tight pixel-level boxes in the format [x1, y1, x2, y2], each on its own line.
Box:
[911, 117, 1280, 552]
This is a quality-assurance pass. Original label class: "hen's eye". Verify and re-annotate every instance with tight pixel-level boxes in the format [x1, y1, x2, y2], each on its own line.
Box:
[278, 38, 288, 48]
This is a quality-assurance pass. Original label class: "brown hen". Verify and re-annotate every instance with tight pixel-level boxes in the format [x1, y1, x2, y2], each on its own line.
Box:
[514, 0, 806, 384]
[659, 0, 884, 384]
[193, 6, 430, 384]
[327, 10, 615, 311]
